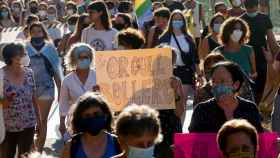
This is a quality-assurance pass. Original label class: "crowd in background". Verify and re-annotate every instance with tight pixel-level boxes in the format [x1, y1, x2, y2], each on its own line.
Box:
[0, 0, 279, 157]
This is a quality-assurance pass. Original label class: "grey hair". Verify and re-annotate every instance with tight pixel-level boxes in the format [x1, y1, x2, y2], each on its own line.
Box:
[64, 43, 95, 72]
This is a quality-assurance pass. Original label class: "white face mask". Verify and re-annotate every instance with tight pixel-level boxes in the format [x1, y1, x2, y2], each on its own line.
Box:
[67, 9, 74, 15]
[20, 55, 30, 66]
[127, 145, 155, 158]
[48, 14, 56, 21]
[230, 29, 243, 43]
[213, 23, 221, 33]
[232, 0, 242, 7]
[39, 10, 47, 18]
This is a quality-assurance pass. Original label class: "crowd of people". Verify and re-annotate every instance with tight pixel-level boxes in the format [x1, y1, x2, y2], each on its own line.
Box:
[0, 0, 279, 157]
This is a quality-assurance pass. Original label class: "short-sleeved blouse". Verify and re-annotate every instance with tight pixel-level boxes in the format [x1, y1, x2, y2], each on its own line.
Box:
[3, 68, 37, 132]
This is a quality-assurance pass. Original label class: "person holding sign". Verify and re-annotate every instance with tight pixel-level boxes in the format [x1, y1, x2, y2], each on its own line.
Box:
[217, 119, 258, 158]
[59, 43, 98, 140]
[114, 105, 162, 158]
[189, 61, 263, 133]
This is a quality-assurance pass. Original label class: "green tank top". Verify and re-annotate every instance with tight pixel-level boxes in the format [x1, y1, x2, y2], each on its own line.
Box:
[217, 45, 253, 75]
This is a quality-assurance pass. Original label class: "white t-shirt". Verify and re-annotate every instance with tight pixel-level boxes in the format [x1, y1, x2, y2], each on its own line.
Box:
[81, 27, 118, 51]
[170, 35, 190, 66]
[59, 69, 96, 116]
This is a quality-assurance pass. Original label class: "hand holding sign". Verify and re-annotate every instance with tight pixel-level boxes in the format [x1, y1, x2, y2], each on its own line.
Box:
[95, 48, 175, 111]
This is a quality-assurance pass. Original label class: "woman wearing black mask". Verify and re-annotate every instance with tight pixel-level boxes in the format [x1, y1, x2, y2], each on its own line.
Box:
[60, 92, 121, 158]
[28, 0, 39, 15]
[25, 22, 63, 152]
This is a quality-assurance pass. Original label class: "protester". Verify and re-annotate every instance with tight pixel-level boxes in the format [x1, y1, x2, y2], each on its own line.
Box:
[64, 1, 78, 21]
[25, 22, 62, 152]
[60, 92, 121, 158]
[45, 5, 62, 45]
[241, 0, 280, 104]
[199, 13, 225, 59]
[159, 10, 200, 98]
[117, 1, 138, 29]
[0, 42, 41, 158]
[38, 2, 48, 22]
[116, 28, 145, 50]
[201, 2, 228, 39]
[112, 13, 133, 31]
[214, 17, 257, 78]
[189, 61, 263, 133]
[184, 0, 204, 46]
[228, 0, 246, 17]
[16, 14, 40, 41]
[268, 51, 280, 135]
[28, 0, 39, 16]
[146, 7, 170, 48]
[59, 43, 97, 139]
[11, 0, 24, 25]
[217, 119, 258, 158]
[67, 13, 90, 50]
[193, 53, 225, 106]
[114, 105, 162, 158]
[81, 1, 118, 51]
[0, 5, 16, 28]
[57, 14, 79, 55]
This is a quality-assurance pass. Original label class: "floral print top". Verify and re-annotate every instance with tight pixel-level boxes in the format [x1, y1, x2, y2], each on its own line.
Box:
[3, 68, 37, 132]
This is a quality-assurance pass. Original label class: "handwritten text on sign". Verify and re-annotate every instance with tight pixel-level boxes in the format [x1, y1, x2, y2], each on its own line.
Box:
[95, 48, 175, 111]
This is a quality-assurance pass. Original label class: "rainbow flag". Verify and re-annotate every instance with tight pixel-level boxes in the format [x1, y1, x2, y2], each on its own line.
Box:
[135, 0, 153, 28]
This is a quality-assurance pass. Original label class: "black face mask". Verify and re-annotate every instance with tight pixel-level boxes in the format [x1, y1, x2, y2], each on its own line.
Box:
[30, 7, 38, 14]
[114, 23, 125, 31]
[78, 116, 107, 136]
[31, 37, 45, 50]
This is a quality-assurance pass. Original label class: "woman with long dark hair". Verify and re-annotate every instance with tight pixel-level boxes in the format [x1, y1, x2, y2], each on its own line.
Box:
[25, 22, 63, 152]
[159, 10, 200, 98]
[81, 1, 118, 51]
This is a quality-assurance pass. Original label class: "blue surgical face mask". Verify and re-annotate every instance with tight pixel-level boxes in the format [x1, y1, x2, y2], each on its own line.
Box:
[211, 84, 234, 101]
[1, 11, 9, 18]
[68, 25, 76, 33]
[78, 115, 107, 136]
[128, 145, 155, 158]
[172, 20, 184, 30]
[77, 58, 91, 69]
[247, 12, 258, 18]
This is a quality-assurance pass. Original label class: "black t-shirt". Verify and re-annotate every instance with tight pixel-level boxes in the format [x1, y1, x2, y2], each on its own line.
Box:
[241, 12, 273, 66]
[188, 97, 264, 133]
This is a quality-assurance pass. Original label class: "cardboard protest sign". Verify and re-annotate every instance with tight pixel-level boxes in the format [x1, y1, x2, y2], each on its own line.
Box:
[95, 48, 175, 111]
[174, 133, 279, 158]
